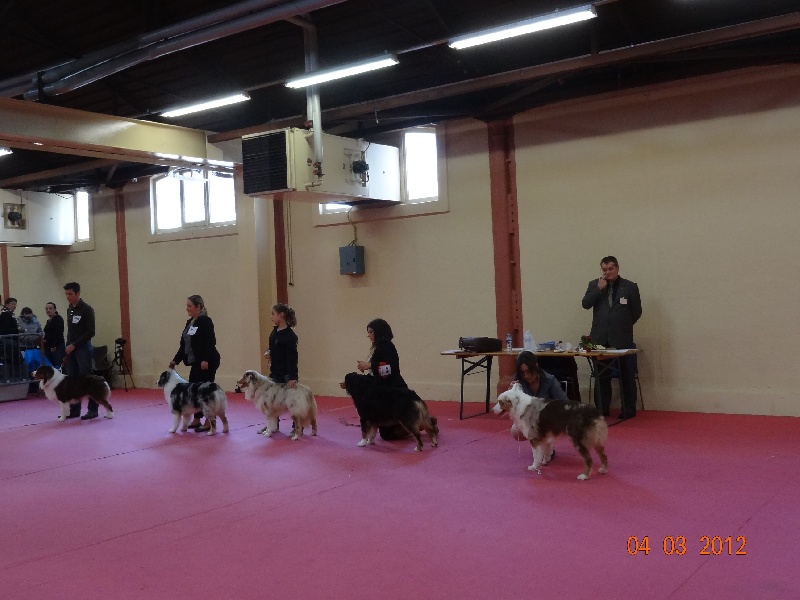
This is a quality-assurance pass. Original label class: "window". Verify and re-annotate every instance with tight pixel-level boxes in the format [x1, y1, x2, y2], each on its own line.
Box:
[319, 126, 444, 217]
[74, 190, 91, 241]
[402, 129, 438, 202]
[152, 169, 236, 232]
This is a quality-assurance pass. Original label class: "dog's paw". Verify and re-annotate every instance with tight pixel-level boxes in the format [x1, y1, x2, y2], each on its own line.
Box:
[414, 446, 422, 452]
[104, 411, 114, 419]
[527, 465, 542, 474]
[357, 438, 368, 447]
[206, 430, 214, 436]
[290, 434, 300, 441]
[57, 416, 66, 422]
[222, 426, 230, 434]
[598, 465, 608, 474]
[262, 430, 273, 438]
[257, 426, 267, 434]
[577, 474, 589, 481]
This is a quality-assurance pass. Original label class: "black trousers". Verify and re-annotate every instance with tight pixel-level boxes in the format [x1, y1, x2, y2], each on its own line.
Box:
[593, 355, 637, 418]
[189, 363, 217, 420]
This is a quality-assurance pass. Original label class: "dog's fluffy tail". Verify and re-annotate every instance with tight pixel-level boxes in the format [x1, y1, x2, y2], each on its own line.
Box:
[586, 416, 608, 448]
[415, 399, 439, 446]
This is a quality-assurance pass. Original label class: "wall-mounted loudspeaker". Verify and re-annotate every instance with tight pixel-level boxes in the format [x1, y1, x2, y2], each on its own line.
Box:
[339, 245, 365, 275]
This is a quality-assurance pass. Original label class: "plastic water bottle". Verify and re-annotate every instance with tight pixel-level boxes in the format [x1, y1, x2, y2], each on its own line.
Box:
[523, 330, 534, 351]
[506, 333, 513, 352]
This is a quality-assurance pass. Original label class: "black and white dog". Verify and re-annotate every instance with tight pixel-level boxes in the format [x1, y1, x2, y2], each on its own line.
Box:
[343, 372, 439, 451]
[493, 383, 608, 480]
[156, 369, 229, 435]
[33, 365, 114, 422]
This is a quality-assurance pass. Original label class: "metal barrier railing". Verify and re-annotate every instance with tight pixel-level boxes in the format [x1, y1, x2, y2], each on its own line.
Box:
[0, 333, 44, 386]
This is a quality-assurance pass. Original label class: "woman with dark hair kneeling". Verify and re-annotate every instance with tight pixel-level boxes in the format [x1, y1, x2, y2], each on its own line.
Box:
[510, 351, 569, 453]
[513, 350, 568, 402]
[346, 318, 410, 441]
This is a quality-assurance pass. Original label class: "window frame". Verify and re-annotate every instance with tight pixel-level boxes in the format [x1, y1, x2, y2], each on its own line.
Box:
[150, 168, 237, 236]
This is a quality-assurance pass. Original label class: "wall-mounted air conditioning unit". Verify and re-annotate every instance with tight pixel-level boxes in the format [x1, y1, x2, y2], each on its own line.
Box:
[241, 128, 400, 206]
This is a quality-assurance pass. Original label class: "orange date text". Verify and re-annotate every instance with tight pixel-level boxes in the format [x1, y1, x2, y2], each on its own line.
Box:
[626, 535, 747, 556]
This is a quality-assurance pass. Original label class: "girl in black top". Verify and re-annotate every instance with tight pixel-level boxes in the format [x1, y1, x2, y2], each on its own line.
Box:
[43, 302, 66, 367]
[169, 295, 221, 432]
[265, 303, 299, 388]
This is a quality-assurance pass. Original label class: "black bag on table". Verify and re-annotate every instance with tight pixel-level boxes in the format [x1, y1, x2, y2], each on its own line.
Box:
[458, 336, 502, 352]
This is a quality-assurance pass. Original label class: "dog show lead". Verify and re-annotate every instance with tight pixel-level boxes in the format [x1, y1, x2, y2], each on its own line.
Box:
[264, 303, 300, 434]
[63, 282, 100, 420]
[169, 294, 221, 433]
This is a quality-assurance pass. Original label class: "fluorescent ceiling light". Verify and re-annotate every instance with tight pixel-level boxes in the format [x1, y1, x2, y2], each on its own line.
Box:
[0, 147, 12, 157]
[285, 55, 399, 88]
[448, 4, 597, 50]
[161, 93, 250, 118]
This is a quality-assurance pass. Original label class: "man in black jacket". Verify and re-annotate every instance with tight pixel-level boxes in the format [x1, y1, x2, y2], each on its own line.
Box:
[64, 282, 98, 419]
[582, 256, 642, 420]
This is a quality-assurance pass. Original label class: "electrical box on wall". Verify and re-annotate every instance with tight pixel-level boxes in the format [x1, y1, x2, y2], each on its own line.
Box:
[339, 245, 365, 275]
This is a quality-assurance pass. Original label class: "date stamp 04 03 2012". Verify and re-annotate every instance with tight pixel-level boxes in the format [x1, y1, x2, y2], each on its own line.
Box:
[627, 535, 747, 556]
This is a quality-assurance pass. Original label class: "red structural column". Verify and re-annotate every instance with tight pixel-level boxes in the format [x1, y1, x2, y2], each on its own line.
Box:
[114, 188, 133, 370]
[273, 199, 288, 305]
[488, 119, 522, 392]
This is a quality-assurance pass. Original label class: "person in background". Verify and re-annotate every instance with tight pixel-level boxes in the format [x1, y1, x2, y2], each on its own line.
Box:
[263, 303, 299, 434]
[64, 282, 98, 419]
[0, 297, 18, 335]
[581, 255, 642, 420]
[17, 307, 43, 349]
[43, 302, 66, 368]
[169, 295, 221, 433]
[0, 297, 22, 379]
[512, 351, 568, 402]
[509, 351, 569, 454]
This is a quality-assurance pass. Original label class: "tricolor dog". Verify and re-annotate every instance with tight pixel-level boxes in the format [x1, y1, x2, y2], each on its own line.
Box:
[493, 383, 608, 480]
[236, 369, 317, 440]
[33, 365, 114, 421]
[157, 369, 229, 435]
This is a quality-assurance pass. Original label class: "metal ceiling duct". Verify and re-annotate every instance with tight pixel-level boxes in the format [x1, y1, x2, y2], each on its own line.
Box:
[0, 0, 347, 100]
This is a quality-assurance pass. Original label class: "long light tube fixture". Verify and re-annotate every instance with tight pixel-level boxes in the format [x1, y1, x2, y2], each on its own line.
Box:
[448, 4, 597, 50]
[285, 55, 399, 89]
[161, 93, 250, 118]
[0, 147, 12, 157]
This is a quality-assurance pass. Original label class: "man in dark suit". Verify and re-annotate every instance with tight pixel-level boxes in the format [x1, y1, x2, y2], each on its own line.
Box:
[582, 256, 642, 420]
[64, 281, 98, 419]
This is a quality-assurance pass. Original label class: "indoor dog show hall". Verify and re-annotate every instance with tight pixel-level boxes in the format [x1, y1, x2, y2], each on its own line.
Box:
[1, 1, 799, 598]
